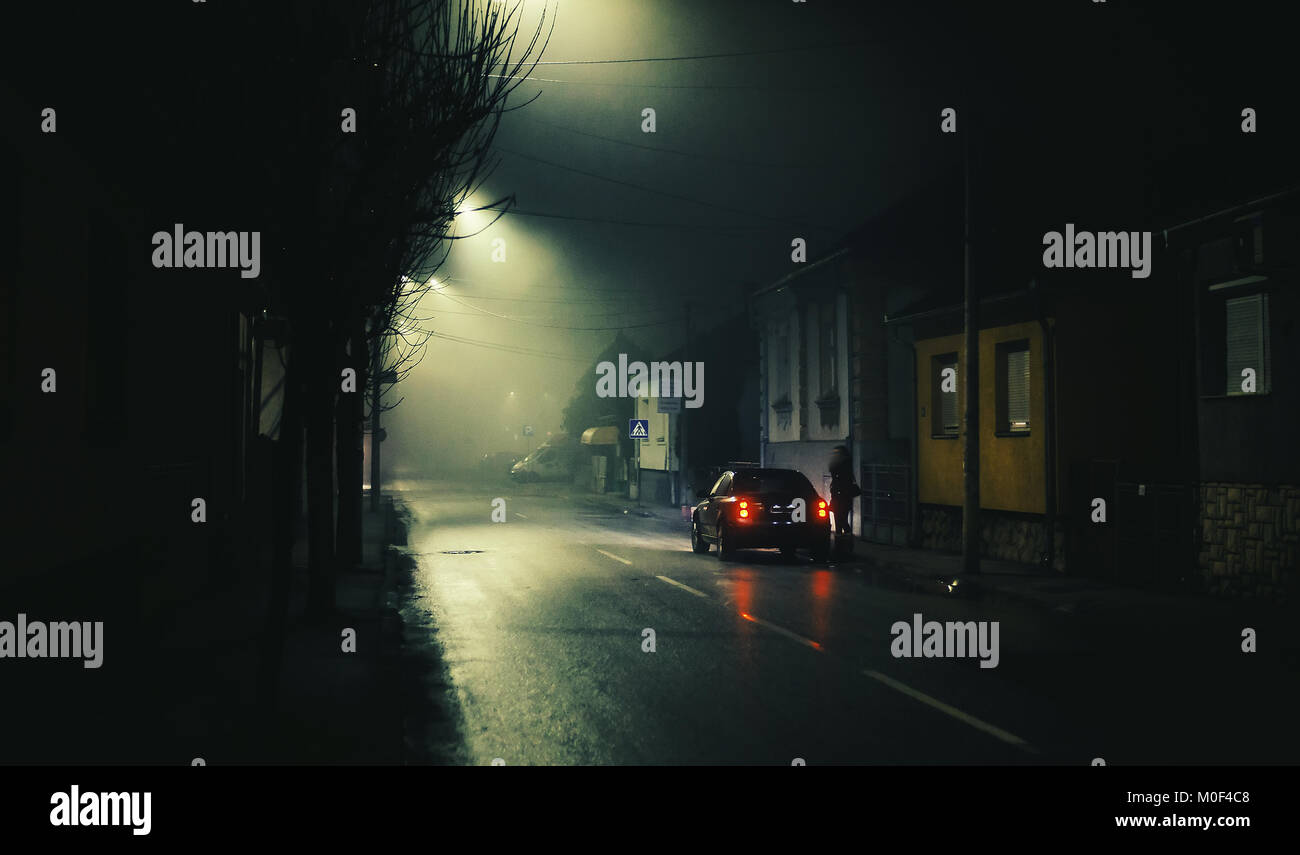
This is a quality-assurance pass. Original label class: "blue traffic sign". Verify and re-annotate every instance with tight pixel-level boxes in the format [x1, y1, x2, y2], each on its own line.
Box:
[629, 419, 649, 439]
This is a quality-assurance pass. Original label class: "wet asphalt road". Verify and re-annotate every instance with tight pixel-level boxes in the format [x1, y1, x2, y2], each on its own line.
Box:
[394, 478, 1300, 766]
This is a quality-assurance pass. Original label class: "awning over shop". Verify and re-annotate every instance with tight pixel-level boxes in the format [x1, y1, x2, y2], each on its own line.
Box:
[581, 426, 619, 445]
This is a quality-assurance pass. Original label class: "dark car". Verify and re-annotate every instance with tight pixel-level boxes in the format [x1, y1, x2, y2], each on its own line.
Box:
[690, 467, 831, 562]
[479, 451, 520, 479]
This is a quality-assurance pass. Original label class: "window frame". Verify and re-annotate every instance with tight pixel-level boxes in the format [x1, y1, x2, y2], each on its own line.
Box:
[930, 352, 960, 439]
[1198, 280, 1273, 399]
[995, 339, 1032, 437]
[771, 323, 791, 406]
[1224, 291, 1271, 397]
[818, 298, 837, 399]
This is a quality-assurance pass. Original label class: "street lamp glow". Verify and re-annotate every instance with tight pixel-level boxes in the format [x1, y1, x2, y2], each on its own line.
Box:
[454, 196, 489, 233]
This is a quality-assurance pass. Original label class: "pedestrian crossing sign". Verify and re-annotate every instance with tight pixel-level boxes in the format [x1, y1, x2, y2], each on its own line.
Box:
[629, 419, 649, 439]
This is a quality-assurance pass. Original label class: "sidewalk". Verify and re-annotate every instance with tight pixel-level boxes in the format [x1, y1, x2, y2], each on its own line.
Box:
[141, 496, 423, 764]
[838, 538, 1297, 635]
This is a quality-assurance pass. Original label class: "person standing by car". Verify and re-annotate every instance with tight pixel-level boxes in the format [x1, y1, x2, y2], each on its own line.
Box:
[828, 445, 860, 557]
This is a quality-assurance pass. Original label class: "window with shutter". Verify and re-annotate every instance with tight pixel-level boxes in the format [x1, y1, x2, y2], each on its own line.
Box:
[1006, 347, 1030, 432]
[1225, 293, 1269, 396]
[931, 353, 959, 438]
[996, 340, 1031, 435]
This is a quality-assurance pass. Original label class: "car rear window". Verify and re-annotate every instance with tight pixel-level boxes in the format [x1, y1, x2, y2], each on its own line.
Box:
[731, 470, 813, 495]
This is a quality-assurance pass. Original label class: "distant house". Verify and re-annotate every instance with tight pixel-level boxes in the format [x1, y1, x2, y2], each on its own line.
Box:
[1167, 190, 1300, 597]
[752, 177, 963, 544]
[887, 286, 1063, 569]
[882, 187, 1300, 596]
[632, 313, 759, 507]
[632, 394, 680, 504]
[887, 251, 1199, 577]
[0, 88, 267, 610]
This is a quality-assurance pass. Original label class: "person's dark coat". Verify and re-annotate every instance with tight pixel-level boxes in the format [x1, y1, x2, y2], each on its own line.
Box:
[827, 446, 859, 534]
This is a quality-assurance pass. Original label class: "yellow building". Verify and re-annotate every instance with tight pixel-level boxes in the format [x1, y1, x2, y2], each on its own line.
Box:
[915, 321, 1048, 514]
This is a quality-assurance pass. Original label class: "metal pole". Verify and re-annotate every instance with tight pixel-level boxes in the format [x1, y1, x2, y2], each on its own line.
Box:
[681, 299, 690, 507]
[962, 114, 981, 575]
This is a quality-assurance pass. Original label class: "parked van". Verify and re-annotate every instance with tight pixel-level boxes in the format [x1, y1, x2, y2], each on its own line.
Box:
[509, 443, 578, 482]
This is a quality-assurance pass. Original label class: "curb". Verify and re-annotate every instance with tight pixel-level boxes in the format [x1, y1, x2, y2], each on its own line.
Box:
[845, 549, 1071, 612]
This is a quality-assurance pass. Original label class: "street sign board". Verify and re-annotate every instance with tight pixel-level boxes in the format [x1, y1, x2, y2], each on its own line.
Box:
[629, 419, 649, 439]
[523, 425, 534, 436]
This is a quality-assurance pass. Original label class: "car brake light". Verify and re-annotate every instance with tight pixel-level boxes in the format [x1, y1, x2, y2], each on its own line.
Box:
[738, 499, 749, 519]
[817, 500, 827, 518]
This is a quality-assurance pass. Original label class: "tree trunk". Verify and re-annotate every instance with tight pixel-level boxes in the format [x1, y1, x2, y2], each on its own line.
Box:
[369, 326, 384, 513]
[305, 328, 338, 619]
[258, 345, 301, 718]
[336, 317, 365, 572]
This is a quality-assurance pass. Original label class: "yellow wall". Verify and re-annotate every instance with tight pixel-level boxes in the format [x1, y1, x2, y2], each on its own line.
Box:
[916, 322, 1045, 513]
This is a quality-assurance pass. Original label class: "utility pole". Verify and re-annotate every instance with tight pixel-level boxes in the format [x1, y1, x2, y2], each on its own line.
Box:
[680, 299, 691, 508]
[962, 109, 981, 575]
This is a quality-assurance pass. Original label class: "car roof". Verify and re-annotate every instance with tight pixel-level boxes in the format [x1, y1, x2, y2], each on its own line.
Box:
[727, 467, 804, 477]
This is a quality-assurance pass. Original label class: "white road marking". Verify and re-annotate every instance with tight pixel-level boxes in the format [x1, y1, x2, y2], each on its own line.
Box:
[738, 612, 822, 651]
[862, 669, 1038, 754]
[514, 513, 529, 520]
[593, 548, 633, 565]
[731, 607, 1037, 755]
[655, 575, 708, 598]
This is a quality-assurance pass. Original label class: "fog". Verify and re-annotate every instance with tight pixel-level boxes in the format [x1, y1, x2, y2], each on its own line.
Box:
[381, 0, 958, 477]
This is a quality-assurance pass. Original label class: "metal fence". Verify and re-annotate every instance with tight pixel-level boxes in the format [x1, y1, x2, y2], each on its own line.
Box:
[860, 463, 911, 545]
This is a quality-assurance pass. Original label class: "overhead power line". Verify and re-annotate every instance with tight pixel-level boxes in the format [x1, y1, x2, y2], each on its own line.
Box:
[501, 206, 787, 233]
[432, 287, 681, 330]
[489, 73, 858, 92]
[428, 331, 590, 363]
[496, 146, 837, 233]
[516, 114, 801, 169]
[431, 290, 665, 305]
[503, 40, 871, 66]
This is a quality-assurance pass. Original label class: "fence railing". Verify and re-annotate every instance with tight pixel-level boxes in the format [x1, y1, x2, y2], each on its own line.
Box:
[860, 463, 911, 544]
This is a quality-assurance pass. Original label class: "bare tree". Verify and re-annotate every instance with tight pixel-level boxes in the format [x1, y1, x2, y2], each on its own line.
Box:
[328, 0, 551, 578]
[244, 0, 550, 714]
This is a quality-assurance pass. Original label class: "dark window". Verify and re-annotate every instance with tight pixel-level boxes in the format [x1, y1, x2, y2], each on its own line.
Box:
[931, 353, 959, 438]
[1225, 293, 1270, 396]
[772, 325, 791, 404]
[996, 340, 1031, 435]
[819, 299, 837, 397]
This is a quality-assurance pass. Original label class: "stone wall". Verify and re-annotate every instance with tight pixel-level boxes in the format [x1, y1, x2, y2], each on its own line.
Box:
[1198, 483, 1299, 598]
[918, 504, 1066, 571]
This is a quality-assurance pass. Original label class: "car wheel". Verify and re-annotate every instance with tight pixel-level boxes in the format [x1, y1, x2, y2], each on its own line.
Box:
[691, 517, 710, 553]
[716, 522, 734, 561]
